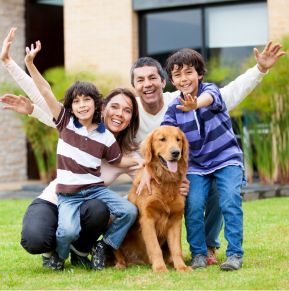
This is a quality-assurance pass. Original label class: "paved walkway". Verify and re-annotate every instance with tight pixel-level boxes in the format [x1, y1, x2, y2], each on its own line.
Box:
[0, 176, 132, 199]
[0, 178, 288, 200]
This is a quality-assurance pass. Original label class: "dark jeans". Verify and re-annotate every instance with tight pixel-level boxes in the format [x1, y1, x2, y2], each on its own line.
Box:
[21, 198, 110, 254]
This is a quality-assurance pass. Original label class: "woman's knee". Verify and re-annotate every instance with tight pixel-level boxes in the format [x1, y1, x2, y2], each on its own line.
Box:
[21, 199, 58, 254]
[80, 199, 110, 228]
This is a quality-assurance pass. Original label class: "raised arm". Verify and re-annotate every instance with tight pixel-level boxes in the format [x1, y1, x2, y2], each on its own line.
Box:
[220, 41, 286, 111]
[0, 93, 55, 127]
[24, 41, 61, 120]
[1, 27, 53, 117]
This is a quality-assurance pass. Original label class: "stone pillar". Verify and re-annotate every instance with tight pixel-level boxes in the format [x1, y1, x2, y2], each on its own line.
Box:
[267, 0, 289, 41]
[64, 0, 139, 86]
[0, 0, 27, 182]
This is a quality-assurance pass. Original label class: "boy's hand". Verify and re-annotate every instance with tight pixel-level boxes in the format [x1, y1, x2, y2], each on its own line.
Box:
[0, 94, 33, 115]
[254, 41, 286, 73]
[176, 93, 198, 112]
[25, 41, 41, 64]
[1, 27, 16, 64]
[179, 177, 190, 196]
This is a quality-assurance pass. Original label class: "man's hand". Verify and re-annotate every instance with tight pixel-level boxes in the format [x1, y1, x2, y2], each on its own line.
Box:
[25, 41, 42, 64]
[254, 41, 286, 73]
[0, 94, 33, 115]
[1, 27, 16, 64]
[176, 93, 198, 112]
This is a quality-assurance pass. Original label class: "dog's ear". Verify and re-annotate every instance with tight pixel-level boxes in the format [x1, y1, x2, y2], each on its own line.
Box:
[141, 131, 154, 164]
[180, 130, 189, 174]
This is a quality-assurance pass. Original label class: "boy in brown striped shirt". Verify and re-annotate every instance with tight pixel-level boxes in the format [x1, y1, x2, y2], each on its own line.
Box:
[24, 41, 140, 270]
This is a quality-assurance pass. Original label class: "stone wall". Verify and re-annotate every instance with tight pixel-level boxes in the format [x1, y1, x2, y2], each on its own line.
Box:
[64, 0, 138, 86]
[0, 0, 27, 182]
[268, 0, 289, 41]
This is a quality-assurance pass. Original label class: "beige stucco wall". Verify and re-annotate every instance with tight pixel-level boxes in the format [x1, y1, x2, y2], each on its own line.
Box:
[0, 0, 27, 182]
[64, 0, 138, 86]
[268, 0, 289, 41]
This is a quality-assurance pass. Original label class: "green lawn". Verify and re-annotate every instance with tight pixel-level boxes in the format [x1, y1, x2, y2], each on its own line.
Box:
[0, 197, 288, 290]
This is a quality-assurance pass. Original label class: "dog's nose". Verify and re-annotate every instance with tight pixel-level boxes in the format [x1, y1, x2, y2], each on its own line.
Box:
[171, 150, 180, 159]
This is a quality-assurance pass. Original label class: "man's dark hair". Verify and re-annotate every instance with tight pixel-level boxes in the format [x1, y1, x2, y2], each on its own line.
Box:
[165, 48, 207, 80]
[130, 57, 166, 86]
[63, 81, 102, 124]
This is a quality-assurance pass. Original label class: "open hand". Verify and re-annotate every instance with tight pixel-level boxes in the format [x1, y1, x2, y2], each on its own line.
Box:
[1, 27, 16, 64]
[254, 41, 286, 73]
[0, 94, 33, 115]
[25, 41, 42, 64]
[176, 93, 197, 112]
[136, 166, 160, 196]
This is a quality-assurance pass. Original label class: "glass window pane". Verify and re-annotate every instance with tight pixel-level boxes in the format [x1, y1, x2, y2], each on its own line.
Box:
[205, 3, 268, 48]
[37, 0, 63, 6]
[146, 9, 202, 55]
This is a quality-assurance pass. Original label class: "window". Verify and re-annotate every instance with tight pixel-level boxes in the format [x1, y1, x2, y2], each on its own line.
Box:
[142, 9, 202, 66]
[139, 1, 268, 67]
[205, 2, 268, 66]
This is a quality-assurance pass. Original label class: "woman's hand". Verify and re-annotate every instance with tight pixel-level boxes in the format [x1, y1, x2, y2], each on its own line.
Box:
[0, 94, 33, 115]
[25, 41, 42, 64]
[1, 27, 16, 64]
[136, 166, 160, 196]
[128, 157, 145, 171]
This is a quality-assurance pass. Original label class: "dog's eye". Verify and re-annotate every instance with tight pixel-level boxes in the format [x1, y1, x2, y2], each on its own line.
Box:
[176, 137, 181, 142]
[159, 137, 166, 142]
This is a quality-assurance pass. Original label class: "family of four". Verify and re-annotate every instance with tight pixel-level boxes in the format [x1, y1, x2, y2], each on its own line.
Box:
[0, 27, 285, 271]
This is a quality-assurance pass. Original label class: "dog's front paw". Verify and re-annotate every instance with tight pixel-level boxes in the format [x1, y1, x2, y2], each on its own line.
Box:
[175, 264, 192, 272]
[153, 264, 168, 273]
[115, 262, 126, 269]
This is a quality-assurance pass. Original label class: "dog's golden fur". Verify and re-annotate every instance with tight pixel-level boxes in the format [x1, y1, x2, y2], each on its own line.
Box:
[114, 125, 190, 272]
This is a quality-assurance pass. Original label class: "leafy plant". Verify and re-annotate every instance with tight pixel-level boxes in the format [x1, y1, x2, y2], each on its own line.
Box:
[206, 37, 289, 184]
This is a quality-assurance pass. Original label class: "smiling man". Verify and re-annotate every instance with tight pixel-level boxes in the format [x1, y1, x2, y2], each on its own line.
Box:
[130, 42, 285, 265]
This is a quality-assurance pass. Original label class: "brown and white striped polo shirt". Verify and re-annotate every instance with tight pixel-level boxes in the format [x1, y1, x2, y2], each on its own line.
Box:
[54, 107, 122, 194]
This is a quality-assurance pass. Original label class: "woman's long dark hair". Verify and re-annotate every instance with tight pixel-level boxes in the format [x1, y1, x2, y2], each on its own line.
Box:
[103, 88, 139, 154]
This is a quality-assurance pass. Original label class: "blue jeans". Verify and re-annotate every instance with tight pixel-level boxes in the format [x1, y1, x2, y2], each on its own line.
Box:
[205, 180, 223, 248]
[185, 166, 244, 258]
[56, 186, 138, 260]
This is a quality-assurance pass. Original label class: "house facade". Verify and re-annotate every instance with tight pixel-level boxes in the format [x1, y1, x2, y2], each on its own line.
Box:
[0, 0, 288, 182]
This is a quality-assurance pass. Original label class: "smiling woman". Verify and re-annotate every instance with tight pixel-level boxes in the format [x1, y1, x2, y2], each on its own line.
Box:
[0, 27, 143, 271]
[103, 88, 139, 154]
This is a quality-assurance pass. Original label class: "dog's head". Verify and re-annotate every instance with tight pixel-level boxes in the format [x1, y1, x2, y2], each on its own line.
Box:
[141, 125, 188, 177]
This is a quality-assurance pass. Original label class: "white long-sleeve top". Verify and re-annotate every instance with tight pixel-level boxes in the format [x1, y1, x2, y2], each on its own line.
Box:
[4, 59, 266, 204]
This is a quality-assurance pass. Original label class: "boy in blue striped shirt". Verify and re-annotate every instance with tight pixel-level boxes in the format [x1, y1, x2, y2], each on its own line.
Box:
[162, 48, 244, 271]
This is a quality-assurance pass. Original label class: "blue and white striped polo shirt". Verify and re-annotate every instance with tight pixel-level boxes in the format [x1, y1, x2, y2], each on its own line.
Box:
[161, 82, 243, 175]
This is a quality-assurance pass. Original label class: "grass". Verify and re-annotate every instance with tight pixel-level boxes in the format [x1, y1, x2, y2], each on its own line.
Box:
[0, 197, 288, 290]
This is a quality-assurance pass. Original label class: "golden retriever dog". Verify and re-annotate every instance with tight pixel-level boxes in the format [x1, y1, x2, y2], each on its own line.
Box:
[114, 125, 190, 272]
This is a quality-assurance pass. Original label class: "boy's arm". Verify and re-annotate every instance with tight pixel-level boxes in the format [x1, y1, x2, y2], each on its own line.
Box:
[176, 92, 213, 111]
[220, 41, 286, 111]
[24, 41, 61, 120]
[176, 83, 221, 112]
